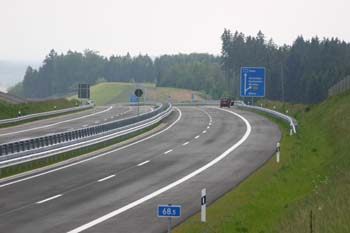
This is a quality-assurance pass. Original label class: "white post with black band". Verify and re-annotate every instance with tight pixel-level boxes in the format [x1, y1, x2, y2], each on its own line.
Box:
[201, 188, 206, 222]
[276, 142, 281, 163]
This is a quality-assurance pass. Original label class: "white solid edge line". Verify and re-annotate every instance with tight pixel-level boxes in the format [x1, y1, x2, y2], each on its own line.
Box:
[164, 149, 173, 154]
[137, 160, 150, 167]
[97, 175, 116, 182]
[36, 194, 62, 204]
[66, 107, 251, 233]
[195, 135, 200, 139]
[182, 142, 189, 146]
[0, 106, 113, 137]
[0, 108, 182, 188]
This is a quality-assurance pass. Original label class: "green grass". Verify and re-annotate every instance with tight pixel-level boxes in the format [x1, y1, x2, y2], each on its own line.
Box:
[0, 98, 80, 120]
[175, 91, 350, 233]
[72, 82, 204, 106]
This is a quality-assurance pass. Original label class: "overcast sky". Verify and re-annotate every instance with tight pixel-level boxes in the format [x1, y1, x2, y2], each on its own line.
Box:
[1, 0, 349, 61]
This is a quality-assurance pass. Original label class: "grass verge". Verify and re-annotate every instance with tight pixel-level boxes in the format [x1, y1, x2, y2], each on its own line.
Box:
[0, 98, 80, 120]
[175, 91, 350, 233]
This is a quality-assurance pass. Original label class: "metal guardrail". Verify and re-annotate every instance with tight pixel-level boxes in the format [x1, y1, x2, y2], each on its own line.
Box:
[0, 103, 94, 125]
[172, 101, 219, 106]
[234, 101, 297, 134]
[0, 103, 171, 165]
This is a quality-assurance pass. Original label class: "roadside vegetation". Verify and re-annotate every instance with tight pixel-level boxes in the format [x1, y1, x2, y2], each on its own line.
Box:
[175, 91, 350, 233]
[0, 98, 80, 120]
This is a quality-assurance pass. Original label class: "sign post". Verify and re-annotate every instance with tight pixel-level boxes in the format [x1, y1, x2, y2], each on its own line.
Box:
[240, 67, 266, 99]
[201, 188, 207, 222]
[157, 204, 181, 233]
[134, 88, 143, 115]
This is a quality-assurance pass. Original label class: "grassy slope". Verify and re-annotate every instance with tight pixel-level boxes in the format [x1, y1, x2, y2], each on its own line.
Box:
[0, 99, 79, 120]
[175, 91, 350, 233]
[83, 82, 204, 106]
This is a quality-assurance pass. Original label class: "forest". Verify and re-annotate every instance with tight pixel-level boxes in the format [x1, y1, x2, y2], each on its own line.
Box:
[221, 29, 350, 103]
[9, 30, 350, 103]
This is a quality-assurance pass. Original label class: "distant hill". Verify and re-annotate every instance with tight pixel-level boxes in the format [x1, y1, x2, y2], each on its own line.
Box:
[71, 82, 205, 106]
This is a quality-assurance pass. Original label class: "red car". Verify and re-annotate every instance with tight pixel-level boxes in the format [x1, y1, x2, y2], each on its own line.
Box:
[220, 98, 232, 108]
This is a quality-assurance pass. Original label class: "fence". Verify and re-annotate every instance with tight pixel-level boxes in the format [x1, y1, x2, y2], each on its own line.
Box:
[328, 76, 350, 97]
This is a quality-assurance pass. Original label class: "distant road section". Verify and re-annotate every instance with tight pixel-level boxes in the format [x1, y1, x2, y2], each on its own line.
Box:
[0, 91, 27, 104]
[0, 105, 153, 144]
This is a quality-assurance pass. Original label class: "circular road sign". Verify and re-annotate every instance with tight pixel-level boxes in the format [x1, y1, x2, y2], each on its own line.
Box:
[135, 89, 143, 97]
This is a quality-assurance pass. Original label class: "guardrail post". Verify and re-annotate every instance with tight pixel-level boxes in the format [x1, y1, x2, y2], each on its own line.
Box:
[9, 144, 14, 154]
[48, 136, 53, 145]
[34, 138, 39, 148]
[44, 137, 49, 146]
[3, 145, 8, 155]
[20, 142, 25, 152]
[40, 138, 44, 148]
[25, 141, 30, 151]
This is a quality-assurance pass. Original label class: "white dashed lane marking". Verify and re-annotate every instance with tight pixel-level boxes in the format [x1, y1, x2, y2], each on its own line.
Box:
[164, 149, 173, 154]
[182, 142, 189, 146]
[36, 194, 62, 204]
[97, 175, 116, 182]
[137, 160, 150, 167]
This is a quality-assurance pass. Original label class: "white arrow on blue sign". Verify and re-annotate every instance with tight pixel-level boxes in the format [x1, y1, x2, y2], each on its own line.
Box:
[157, 205, 181, 218]
[240, 67, 266, 97]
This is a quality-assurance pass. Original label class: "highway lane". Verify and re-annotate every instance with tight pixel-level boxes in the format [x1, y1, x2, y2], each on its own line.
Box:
[0, 106, 281, 233]
[0, 105, 153, 144]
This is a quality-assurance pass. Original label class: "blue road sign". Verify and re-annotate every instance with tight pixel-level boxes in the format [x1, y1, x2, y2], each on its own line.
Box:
[157, 205, 181, 218]
[130, 94, 139, 103]
[240, 67, 266, 97]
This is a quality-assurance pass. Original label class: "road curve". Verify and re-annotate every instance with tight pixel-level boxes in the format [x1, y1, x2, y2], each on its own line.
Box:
[0, 106, 281, 233]
[0, 105, 153, 144]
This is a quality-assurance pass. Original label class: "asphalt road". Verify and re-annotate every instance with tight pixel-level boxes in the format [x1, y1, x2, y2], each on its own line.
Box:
[0, 105, 153, 144]
[0, 106, 281, 233]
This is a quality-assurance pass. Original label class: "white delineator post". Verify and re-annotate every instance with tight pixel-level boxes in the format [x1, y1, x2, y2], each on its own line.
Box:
[276, 142, 281, 163]
[201, 188, 206, 222]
